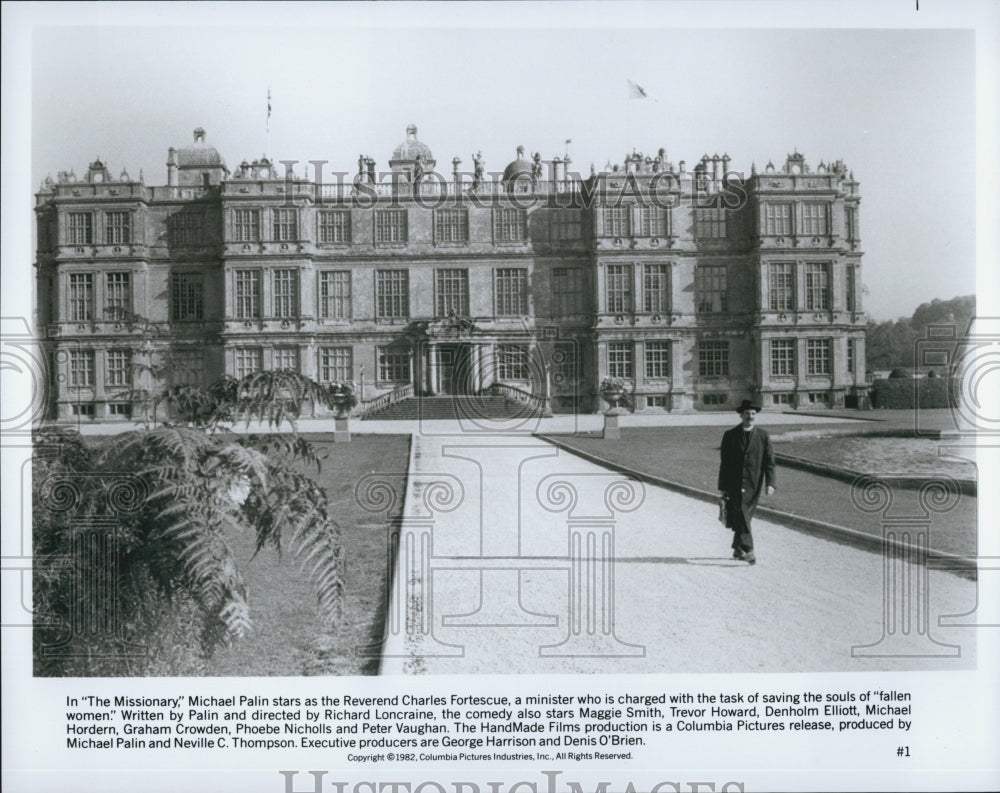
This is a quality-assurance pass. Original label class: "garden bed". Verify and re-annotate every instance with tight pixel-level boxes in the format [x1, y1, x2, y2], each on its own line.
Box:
[200, 433, 411, 676]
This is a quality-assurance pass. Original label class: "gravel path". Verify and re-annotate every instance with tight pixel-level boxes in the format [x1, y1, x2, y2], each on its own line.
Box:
[381, 434, 977, 675]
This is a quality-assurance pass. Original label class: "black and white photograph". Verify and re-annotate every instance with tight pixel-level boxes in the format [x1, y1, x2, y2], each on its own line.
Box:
[2, 1, 998, 792]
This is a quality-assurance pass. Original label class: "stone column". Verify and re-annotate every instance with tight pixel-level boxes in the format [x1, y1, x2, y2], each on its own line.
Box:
[470, 343, 481, 392]
[427, 342, 437, 394]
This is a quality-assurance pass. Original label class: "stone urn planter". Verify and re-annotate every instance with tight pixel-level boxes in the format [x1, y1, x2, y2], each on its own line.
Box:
[330, 394, 352, 418]
[599, 379, 628, 439]
[601, 387, 625, 410]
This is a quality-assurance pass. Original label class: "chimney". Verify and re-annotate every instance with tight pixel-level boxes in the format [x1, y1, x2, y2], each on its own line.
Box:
[167, 147, 178, 187]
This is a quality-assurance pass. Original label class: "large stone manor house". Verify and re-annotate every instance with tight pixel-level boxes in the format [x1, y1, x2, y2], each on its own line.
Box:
[34, 125, 867, 421]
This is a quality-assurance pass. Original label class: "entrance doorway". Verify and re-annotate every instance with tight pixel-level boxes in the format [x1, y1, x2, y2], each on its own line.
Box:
[437, 344, 471, 395]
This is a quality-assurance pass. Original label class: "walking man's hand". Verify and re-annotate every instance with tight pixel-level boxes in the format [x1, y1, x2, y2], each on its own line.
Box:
[766, 486, 775, 496]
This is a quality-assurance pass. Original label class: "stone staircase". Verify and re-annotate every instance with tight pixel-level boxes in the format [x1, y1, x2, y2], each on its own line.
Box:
[362, 395, 542, 421]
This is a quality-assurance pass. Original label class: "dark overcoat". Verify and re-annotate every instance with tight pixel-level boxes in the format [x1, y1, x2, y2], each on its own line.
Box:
[717, 424, 776, 527]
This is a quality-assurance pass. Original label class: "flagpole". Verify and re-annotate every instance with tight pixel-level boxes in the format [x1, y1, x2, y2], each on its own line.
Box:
[266, 88, 271, 160]
[626, 81, 631, 155]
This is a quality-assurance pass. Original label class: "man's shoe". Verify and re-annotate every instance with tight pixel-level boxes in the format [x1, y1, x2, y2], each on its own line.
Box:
[732, 550, 746, 560]
[744, 552, 756, 565]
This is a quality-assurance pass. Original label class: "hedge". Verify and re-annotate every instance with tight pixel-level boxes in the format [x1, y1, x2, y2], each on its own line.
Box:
[869, 377, 957, 409]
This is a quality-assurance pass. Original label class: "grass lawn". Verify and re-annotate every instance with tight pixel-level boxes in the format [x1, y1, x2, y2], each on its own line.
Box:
[544, 425, 977, 558]
[773, 435, 976, 478]
[208, 433, 411, 676]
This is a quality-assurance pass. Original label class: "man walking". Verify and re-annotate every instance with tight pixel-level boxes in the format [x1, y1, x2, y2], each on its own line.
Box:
[718, 399, 776, 565]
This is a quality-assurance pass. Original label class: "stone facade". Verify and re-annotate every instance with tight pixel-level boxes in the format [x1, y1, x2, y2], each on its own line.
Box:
[34, 128, 867, 421]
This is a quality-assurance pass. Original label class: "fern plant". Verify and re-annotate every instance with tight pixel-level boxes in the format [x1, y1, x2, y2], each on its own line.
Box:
[33, 371, 345, 675]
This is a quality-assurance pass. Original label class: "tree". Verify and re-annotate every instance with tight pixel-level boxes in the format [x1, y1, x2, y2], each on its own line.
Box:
[865, 317, 916, 370]
[864, 295, 975, 372]
[910, 295, 975, 337]
[33, 371, 343, 676]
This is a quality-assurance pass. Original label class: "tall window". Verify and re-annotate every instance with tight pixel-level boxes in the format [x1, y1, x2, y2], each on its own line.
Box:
[807, 339, 831, 375]
[273, 269, 298, 318]
[69, 349, 95, 387]
[605, 264, 634, 313]
[377, 347, 410, 383]
[318, 271, 351, 320]
[607, 342, 633, 379]
[847, 338, 856, 374]
[552, 342, 577, 386]
[46, 277, 56, 325]
[805, 263, 830, 310]
[105, 272, 131, 318]
[68, 273, 93, 321]
[317, 210, 351, 243]
[638, 207, 669, 238]
[235, 270, 262, 319]
[273, 209, 297, 241]
[604, 206, 630, 237]
[375, 209, 408, 243]
[170, 349, 204, 386]
[105, 211, 131, 245]
[319, 347, 353, 382]
[552, 267, 584, 315]
[698, 341, 729, 376]
[172, 273, 204, 321]
[801, 203, 829, 236]
[435, 269, 469, 316]
[434, 209, 469, 243]
[645, 341, 671, 379]
[846, 266, 856, 312]
[497, 344, 530, 380]
[643, 264, 669, 313]
[768, 262, 794, 311]
[695, 207, 726, 239]
[68, 212, 93, 245]
[493, 207, 527, 242]
[846, 205, 860, 243]
[273, 346, 299, 372]
[318, 347, 354, 383]
[235, 347, 263, 379]
[552, 209, 582, 241]
[376, 270, 409, 318]
[106, 349, 132, 386]
[168, 213, 203, 246]
[233, 209, 260, 242]
[763, 203, 792, 236]
[695, 265, 728, 313]
[495, 268, 528, 315]
[770, 339, 796, 376]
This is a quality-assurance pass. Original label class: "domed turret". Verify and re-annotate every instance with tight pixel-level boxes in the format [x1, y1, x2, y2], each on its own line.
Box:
[502, 145, 532, 184]
[389, 124, 435, 179]
[175, 128, 228, 186]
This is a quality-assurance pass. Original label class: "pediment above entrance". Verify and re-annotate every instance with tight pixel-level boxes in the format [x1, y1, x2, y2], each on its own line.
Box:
[411, 313, 482, 339]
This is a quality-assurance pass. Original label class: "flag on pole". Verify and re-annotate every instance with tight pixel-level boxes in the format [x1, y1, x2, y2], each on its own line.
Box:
[267, 88, 272, 119]
[628, 80, 647, 99]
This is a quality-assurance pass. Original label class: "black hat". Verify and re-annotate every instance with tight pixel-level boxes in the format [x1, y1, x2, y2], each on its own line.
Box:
[736, 399, 762, 413]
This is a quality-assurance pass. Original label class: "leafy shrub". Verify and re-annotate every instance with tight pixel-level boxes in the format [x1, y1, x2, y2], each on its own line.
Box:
[870, 377, 956, 409]
[32, 372, 345, 676]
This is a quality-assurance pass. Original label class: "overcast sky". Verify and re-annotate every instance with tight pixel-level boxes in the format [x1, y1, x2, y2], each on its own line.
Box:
[16, 4, 993, 321]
